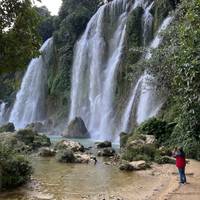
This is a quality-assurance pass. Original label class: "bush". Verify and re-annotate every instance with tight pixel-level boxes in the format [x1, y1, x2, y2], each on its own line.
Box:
[16, 129, 51, 150]
[136, 118, 176, 144]
[122, 144, 157, 162]
[0, 144, 32, 190]
[0, 123, 15, 133]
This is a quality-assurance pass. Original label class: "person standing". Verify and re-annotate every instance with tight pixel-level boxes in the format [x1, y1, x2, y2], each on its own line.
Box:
[173, 147, 187, 184]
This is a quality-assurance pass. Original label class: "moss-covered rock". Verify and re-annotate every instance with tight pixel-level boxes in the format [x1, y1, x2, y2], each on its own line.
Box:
[55, 149, 75, 163]
[0, 123, 15, 133]
[16, 129, 51, 150]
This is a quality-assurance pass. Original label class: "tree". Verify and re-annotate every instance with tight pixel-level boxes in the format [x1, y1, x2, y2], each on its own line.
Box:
[0, 0, 41, 73]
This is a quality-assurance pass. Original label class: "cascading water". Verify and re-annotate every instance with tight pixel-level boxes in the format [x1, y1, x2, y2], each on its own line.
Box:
[120, 14, 173, 133]
[136, 16, 173, 124]
[69, 0, 138, 140]
[0, 101, 6, 125]
[120, 76, 144, 133]
[9, 38, 53, 129]
[119, 0, 154, 133]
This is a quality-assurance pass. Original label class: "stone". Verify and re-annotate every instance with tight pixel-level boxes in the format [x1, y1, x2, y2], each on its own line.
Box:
[97, 147, 115, 157]
[74, 153, 91, 163]
[56, 149, 75, 163]
[119, 162, 134, 171]
[96, 141, 112, 148]
[0, 122, 15, 133]
[54, 139, 84, 152]
[39, 147, 56, 157]
[145, 135, 156, 144]
[63, 117, 90, 138]
[129, 160, 149, 170]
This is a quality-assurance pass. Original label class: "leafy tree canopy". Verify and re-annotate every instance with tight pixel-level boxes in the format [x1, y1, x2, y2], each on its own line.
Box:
[0, 0, 41, 73]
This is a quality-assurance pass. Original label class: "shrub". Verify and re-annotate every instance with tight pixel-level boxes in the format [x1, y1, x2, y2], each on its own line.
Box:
[136, 118, 176, 144]
[0, 144, 32, 190]
[122, 144, 157, 162]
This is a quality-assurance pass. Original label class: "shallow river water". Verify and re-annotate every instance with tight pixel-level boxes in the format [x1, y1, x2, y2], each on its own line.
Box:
[0, 138, 163, 200]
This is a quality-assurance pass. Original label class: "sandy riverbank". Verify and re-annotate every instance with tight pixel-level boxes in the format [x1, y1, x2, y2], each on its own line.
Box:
[146, 159, 200, 200]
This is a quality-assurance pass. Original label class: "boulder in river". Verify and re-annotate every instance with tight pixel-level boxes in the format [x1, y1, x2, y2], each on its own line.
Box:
[0, 122, 15, 133]
[97, 147, 115, 157]
[56, 149, 76, 163]
[63, 117, 90, 138]
[39, 147, 56, 157]
[96, 141, 112, 148]
[54, 139, 84, 152]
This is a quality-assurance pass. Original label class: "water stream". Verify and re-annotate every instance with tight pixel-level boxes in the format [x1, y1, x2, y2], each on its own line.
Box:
[9, 38, 53, 129]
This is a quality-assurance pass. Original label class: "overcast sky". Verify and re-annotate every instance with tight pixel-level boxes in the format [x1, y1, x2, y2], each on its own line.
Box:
[34, 0, 62, 15]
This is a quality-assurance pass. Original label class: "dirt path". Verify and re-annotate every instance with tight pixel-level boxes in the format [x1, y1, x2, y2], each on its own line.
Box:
[151, 160, 200, 200]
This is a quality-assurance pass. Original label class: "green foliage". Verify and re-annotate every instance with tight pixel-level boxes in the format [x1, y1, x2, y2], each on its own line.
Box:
[122, 144, 157, 162]
[35, 6, 57, 42]
[16, 129, 51, 150]
[136, 118, 176, 144]
[0, 0, 42, 73]
[0, 143, 32, 190]
[146, 0, 200, 159]
[0, 123, 15, 133]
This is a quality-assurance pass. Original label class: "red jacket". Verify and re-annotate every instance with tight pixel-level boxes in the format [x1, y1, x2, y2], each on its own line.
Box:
[175, 152, 186, 168]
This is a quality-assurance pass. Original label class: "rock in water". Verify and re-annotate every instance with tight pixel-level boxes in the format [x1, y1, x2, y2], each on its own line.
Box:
[96, 141, 112, 148]
[63, 117, 90, 138]
[39, 147, 56, 157]
[0, 122, 15, 133]
[56, 149, 75, 163]
[54, 139, 84, 152]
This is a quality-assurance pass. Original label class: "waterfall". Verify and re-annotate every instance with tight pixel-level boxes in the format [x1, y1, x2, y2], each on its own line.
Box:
[0, 101, 6, 125]
[9, 38, 53, 129]
[120, 76, 144, 133]
[119, 0, 154, 133]
[136, 16, 173, 124]
[69, 0, 138, 140]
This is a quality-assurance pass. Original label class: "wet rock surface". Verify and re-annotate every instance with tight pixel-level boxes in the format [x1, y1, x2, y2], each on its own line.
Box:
[63, 117, 90, 138]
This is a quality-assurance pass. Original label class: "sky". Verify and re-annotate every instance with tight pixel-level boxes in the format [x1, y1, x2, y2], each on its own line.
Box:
[34, 0, 62, 15]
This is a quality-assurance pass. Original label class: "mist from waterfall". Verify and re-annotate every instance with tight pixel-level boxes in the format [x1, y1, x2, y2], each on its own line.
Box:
[9, 38, 53, 129]
[69, 0, 137, 140]
[0, 101, 6, 125]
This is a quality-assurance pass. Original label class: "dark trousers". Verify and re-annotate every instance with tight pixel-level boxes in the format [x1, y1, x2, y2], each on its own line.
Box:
[178, 168, 186, 183]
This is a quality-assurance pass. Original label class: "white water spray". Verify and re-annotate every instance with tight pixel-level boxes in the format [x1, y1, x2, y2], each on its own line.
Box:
[9, 38, 53, 129]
